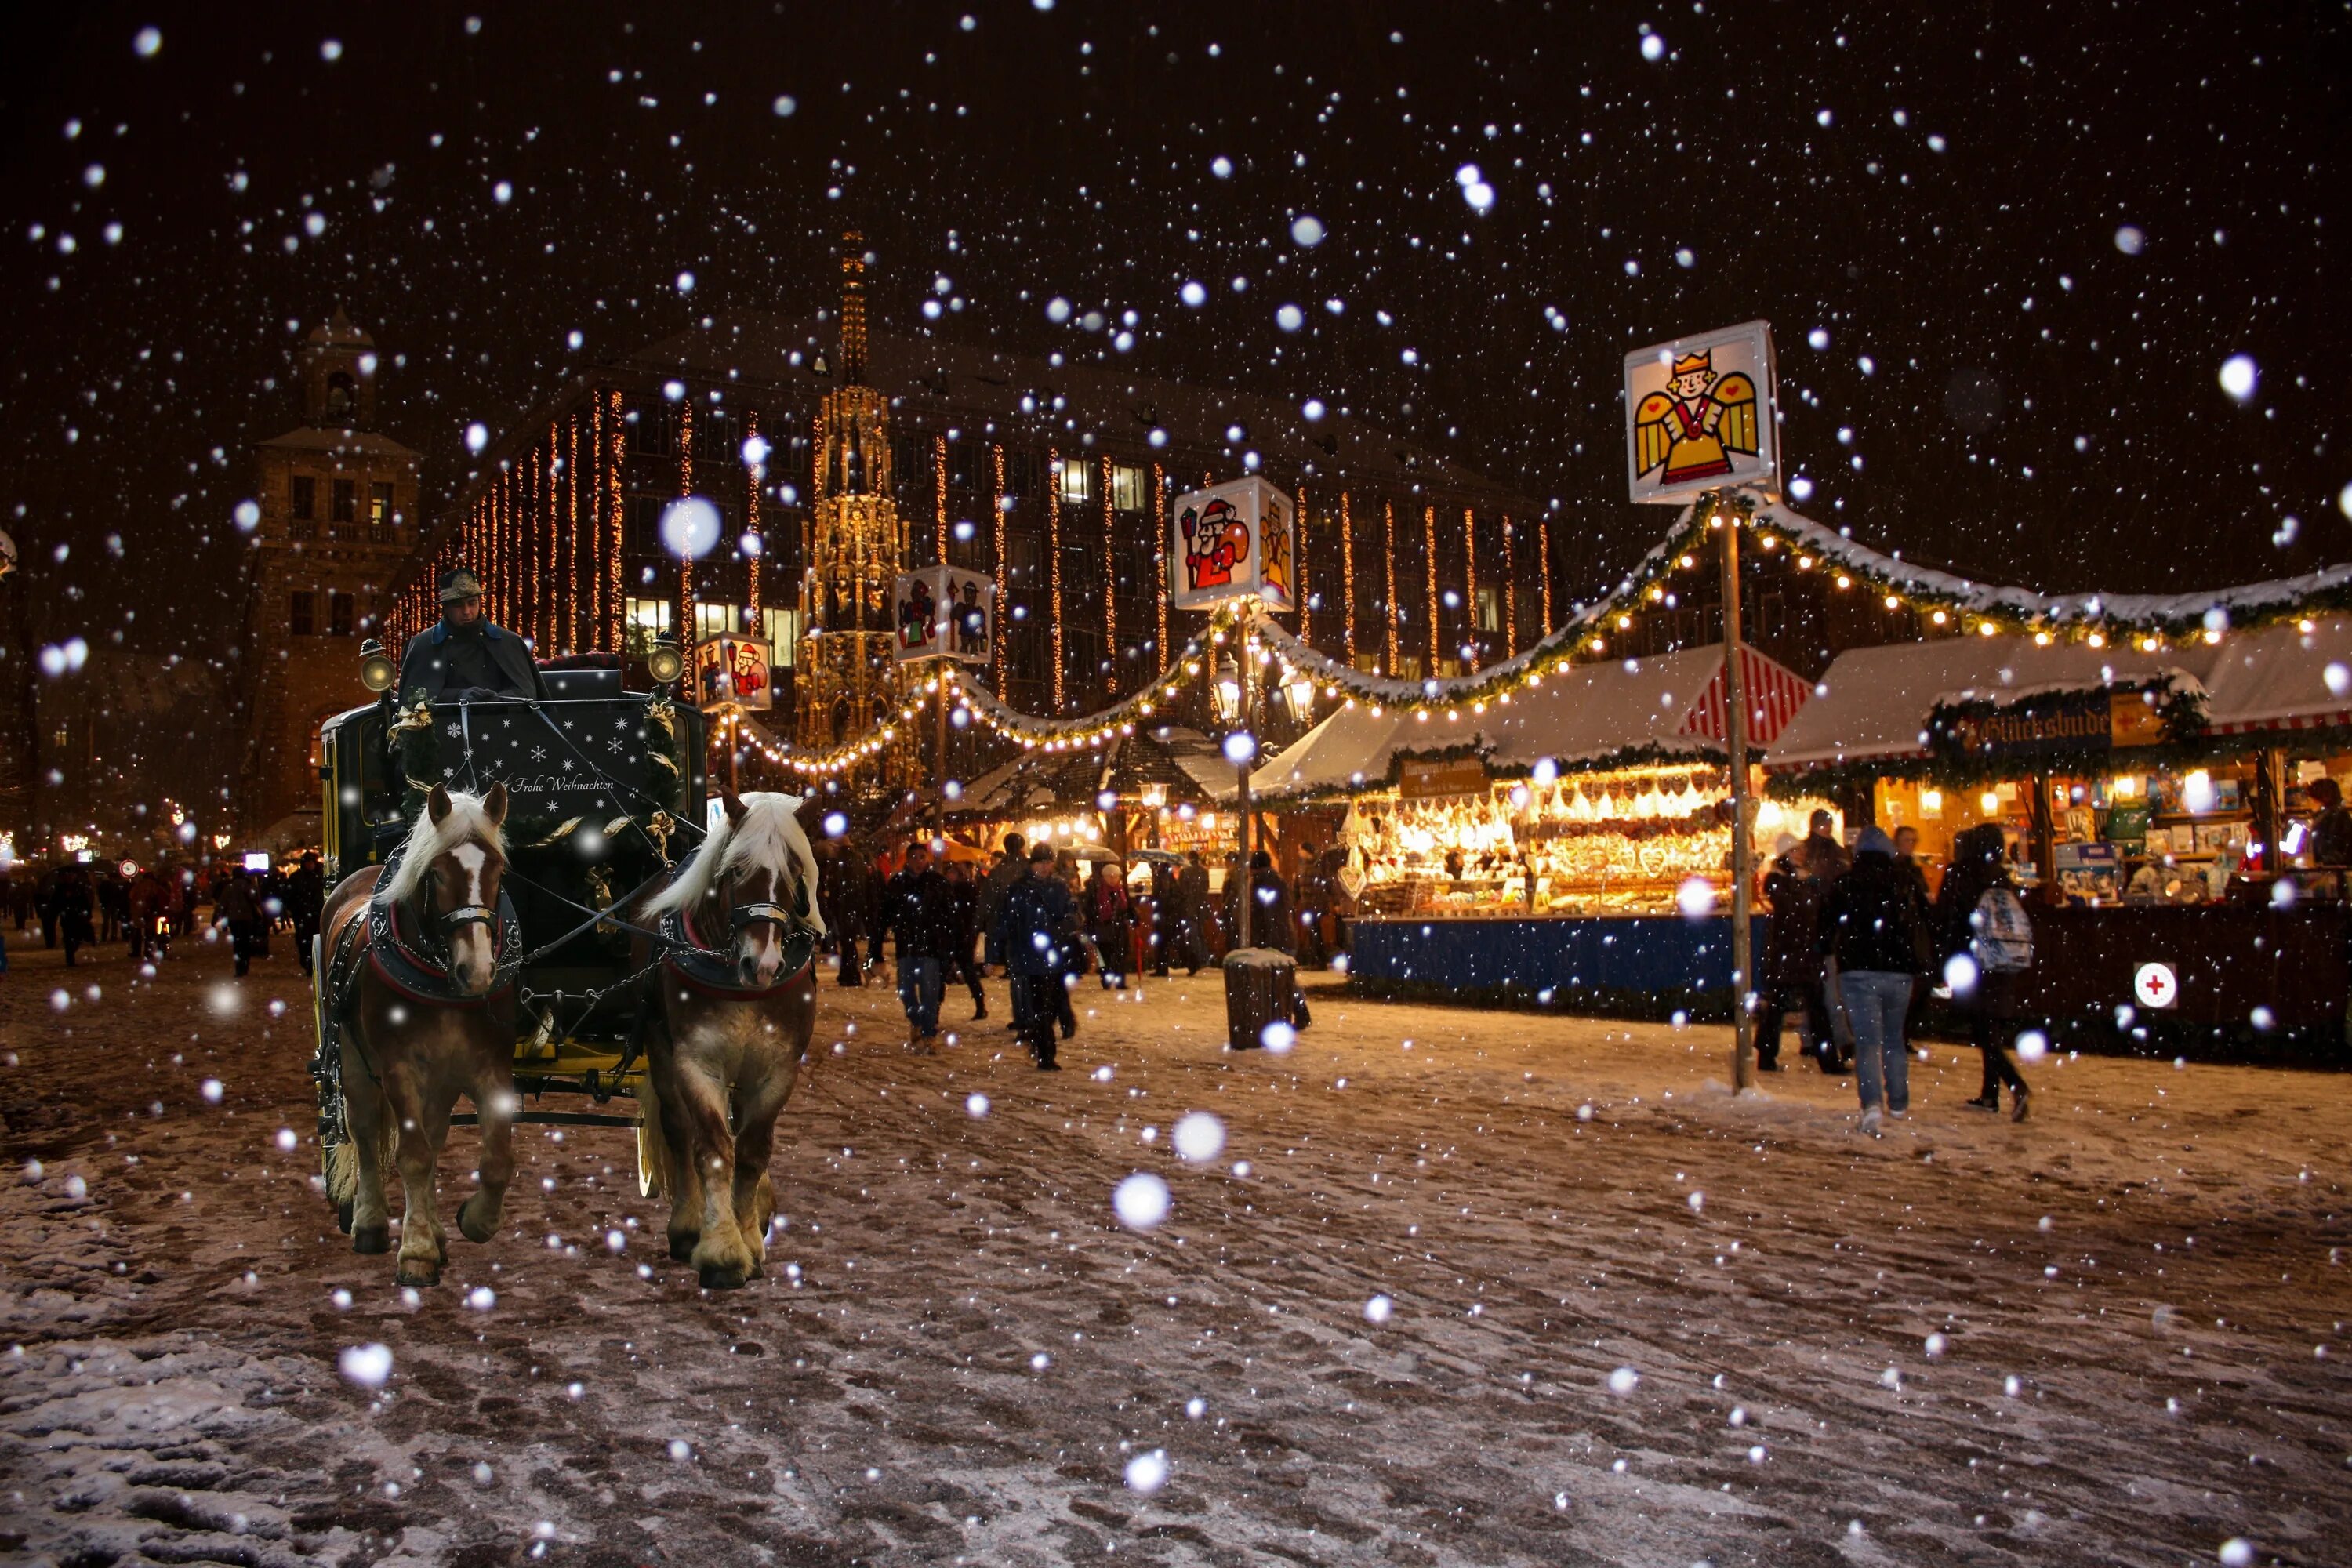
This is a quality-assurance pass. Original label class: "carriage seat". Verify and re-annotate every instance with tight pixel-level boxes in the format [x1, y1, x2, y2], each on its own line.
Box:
[543, 666, 624, 700]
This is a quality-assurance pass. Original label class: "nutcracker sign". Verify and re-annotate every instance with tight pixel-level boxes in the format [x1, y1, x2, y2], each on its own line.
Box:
[694, 635, 774, 712]
[1624, 320, 1780, 504]
[891, 564, 995, 666]
[1170, 476, 1296, 612]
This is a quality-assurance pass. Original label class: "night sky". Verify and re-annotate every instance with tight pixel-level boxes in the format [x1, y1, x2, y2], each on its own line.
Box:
[5, 0, 2350, 660]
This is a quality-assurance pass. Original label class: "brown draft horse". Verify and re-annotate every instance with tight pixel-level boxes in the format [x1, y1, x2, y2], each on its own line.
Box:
[318, 784, 519, 1287]
[631, 791, 823, 1290]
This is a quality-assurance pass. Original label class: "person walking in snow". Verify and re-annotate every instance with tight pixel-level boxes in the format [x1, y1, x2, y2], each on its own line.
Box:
[1936, 822, 2033, 1121]
[1818, 826, 1929, 1136]
[993, 844, 1080, 1070]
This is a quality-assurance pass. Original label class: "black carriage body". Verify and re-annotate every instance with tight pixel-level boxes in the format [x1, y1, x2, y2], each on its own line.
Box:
[318, 684, 708, 1053]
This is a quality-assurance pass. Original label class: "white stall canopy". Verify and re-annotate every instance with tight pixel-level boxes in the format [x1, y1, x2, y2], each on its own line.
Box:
[1255, 644, 1811, 798]
[1765, 616, 2352, 774]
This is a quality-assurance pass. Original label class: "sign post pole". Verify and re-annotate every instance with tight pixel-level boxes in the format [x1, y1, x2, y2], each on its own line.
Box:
[1236, 607, 1256, 952]
[1721, 492, 1756, 1094]
[934, 670, 950, 835]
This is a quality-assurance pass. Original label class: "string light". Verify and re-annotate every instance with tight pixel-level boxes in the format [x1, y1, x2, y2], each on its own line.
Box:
[1152, 462, 1169, 675]
[1423, 503, 1439, 673]
[1297, 485, 1312, 644]
[933, 432, 949, 563]
[1047, 447, 1065, 710]
[1538, 512, 1554, 633]
[605, 388, 625, 651]
[1101, 453, 1117, 695]
[1340, 489, 1357, 666]
[991, 443, 1007, 673]
[1462, 506, 1478, 671]
[1502, 513, 1517, 655]
[746, 408, 764, 639]
[677, 399, 696, 646]
[1383, 500, 1399, 677]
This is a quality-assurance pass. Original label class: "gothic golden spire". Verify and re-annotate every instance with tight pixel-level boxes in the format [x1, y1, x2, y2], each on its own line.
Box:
[837, 232, 868, 386]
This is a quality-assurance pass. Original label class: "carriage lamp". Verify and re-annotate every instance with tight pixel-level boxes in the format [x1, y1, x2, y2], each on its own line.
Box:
[645, 637, 686, 686]
[1210, 655, 1243, 724]
[1279, 672, 1317, 725]
[358, 639, 397, 693]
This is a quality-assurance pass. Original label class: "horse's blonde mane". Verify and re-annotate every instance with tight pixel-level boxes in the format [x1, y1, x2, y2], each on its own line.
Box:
[645, 793, 824, 935]
[375, 792, 506, 905]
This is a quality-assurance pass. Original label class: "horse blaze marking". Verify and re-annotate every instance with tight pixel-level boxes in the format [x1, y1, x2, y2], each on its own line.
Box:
[2132, 962, 2177, 1010]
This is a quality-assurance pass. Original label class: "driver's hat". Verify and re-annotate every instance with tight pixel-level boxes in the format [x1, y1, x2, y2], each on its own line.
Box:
[439, 568, 485, 604]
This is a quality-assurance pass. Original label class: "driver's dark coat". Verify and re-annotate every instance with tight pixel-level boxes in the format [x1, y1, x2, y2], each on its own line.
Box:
[397, 617, 550, 703]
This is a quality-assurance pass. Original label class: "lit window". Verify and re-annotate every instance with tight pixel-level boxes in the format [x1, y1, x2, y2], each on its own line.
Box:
[1111, 464, 1146, 511]
[1058, 459, 1094, 504]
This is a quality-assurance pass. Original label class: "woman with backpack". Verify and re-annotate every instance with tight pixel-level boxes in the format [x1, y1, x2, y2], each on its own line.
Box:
[1935, 822, 2033, 1121]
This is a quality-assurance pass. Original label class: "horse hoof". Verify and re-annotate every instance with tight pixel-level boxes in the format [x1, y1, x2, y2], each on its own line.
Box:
[395, 1261, 441, 1288]
[457, 1196, 499, 1245]
[336, 1200, 354, 1236]
[697, 1262, 750, 1291]
[351, 1224, 391, 1255]
[668, 1232, 699, 1263]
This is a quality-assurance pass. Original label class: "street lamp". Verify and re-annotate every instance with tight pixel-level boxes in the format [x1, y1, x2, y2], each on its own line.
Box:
[1279, 671, 1316, 726]
[1210, 654, 1243, 724]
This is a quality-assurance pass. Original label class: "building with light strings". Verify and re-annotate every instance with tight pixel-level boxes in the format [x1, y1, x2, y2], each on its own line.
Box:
[377, 241, 1915, 793]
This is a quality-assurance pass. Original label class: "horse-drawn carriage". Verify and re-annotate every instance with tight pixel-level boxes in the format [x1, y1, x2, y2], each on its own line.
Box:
[309, 663, 711, 1205]
[309, 650, 828, 1290]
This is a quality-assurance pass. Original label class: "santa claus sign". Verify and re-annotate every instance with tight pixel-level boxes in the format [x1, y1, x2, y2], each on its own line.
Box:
[1623, 320, 1780, 504]
[1169, 477, 1296, 612]
[891, 564, 995, 666]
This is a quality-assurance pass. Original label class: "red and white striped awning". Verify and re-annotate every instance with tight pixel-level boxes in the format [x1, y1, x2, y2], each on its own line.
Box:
[1678, 645, 1813, 749]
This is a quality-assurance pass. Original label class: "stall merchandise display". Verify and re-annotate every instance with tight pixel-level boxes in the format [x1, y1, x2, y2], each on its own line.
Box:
[1337, 764, 1838, 917]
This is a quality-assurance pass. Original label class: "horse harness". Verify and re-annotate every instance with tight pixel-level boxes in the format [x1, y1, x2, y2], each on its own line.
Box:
[322, 844, 524, 1021]
[656, 880, 820, 1000]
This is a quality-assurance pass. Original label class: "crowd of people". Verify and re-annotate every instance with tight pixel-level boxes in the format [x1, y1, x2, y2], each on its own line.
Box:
[0, 852, 326, 980]
[807, 829, 1341, 1069]
[1756, 809, 2036, 1134]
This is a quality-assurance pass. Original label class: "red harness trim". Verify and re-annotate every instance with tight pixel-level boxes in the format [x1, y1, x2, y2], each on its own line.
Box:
[662, 900, 811, 1000]
[358, 895, 516, 1010]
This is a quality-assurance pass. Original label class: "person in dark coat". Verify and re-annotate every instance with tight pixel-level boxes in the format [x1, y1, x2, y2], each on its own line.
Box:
[1083, 860, 1134, 989]
[818, 840, 868, 986]
[941, 856, 986, 1020]
[215, 869, 263, 977]
[1936, 822, 2032, 1120]
[2308, 778, 2352, 868]
[395, 567, 551, 705]
[881, 841, 958, 1050]
[286, 851, 325, 976]
[53, 866, 96, 967]
[1241, 851, 1295, 953]
[1147, 858, 1177, 978]
[992, 844, 1080, 1069]
[1755, 835, 1827, 1073]
[1172, 852, 1211, 974]
[1818, 826, 1929, 1135]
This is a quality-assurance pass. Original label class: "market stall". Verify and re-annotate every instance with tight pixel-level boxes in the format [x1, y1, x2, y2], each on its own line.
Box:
[949, 723, 1236, 866]
[1766, 620, 2352, 1051]
[1254, 643, 1831, 1009]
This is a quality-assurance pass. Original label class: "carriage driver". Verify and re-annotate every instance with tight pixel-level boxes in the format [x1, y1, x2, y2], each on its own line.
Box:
[397, 567, 550, 705]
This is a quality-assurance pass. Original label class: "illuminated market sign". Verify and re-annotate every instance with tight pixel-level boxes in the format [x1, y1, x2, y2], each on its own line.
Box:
[1929, 686, 2178, 760]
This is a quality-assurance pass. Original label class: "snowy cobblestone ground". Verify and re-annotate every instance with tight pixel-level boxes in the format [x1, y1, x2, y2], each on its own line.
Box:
[2, 929, 2348, 1567]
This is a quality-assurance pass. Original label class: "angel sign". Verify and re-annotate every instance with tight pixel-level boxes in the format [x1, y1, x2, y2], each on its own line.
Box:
[1624, 321, 1779, 503]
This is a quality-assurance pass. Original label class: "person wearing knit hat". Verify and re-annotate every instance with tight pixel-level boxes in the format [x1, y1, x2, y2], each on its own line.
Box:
[1817, 824, 1932, 1135]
